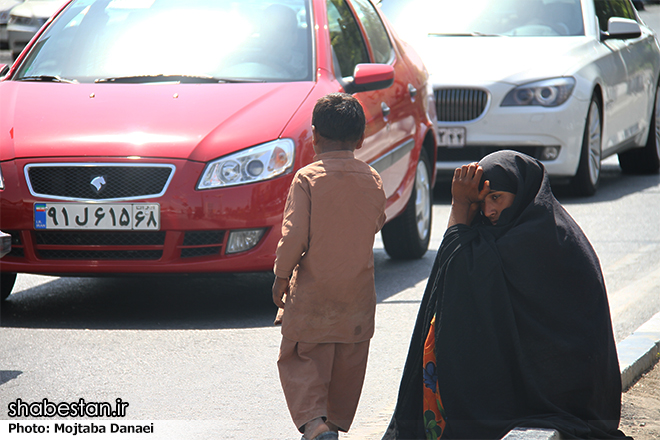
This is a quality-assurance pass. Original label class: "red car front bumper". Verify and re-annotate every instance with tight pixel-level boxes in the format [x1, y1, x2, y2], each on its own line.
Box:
[0, 157, 293, 276]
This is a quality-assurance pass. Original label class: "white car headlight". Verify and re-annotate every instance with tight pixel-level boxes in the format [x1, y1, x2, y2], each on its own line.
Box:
[197, 139, 295, 189]
[501, 77, 575, 107]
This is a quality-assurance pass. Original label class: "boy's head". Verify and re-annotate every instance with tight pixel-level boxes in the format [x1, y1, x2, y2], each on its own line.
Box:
[312, 93, 366, 153]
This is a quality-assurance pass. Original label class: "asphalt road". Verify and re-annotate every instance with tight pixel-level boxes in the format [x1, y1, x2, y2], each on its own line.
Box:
[1, 6, 660, 440]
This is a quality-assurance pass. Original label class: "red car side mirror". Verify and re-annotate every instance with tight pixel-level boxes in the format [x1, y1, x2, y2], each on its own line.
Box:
[345, 63, 394, 94]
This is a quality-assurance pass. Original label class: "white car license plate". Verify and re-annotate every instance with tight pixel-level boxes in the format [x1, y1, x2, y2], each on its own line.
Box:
[438, 127, 466, 147]
[34, 203, 160, 230]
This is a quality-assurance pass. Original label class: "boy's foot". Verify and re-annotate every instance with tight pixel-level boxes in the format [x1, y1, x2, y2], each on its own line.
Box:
[308, 432, 338, 440]
[301, 432, 338, 440]
[302, 418, 339, 440]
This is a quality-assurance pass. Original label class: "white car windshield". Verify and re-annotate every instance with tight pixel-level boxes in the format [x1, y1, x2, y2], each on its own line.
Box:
[15, 0, 313, 83]
[379, 0, 584, 40]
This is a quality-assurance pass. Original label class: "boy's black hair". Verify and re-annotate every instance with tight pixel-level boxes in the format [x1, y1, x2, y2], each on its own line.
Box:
[312, 93, 366, 142]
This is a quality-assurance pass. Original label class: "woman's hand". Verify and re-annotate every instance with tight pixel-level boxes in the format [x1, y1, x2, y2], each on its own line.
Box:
[452, 163, 489, 206]
[447, 163, 490, 227]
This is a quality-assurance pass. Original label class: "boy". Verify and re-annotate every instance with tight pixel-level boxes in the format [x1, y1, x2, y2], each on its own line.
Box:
[272, 93, 386, 440]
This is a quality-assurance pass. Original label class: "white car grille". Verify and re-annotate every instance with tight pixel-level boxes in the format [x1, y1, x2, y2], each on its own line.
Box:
[435, 88, 488, 122]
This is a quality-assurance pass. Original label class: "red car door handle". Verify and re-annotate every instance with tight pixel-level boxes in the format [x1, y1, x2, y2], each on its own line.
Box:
[381, 102, 391, 117]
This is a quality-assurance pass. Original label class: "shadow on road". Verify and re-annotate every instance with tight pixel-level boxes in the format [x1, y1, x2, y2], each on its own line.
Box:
[0, 370, 22, 386]
[552, 161, 659, 204]
[0, 273, 281, 330]
[1, 253, 438, 331]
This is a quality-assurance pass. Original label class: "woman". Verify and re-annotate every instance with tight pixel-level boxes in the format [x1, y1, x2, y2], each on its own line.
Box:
[384, 151, 628, 439]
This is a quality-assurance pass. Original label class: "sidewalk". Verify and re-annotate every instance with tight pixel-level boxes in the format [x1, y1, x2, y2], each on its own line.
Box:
[618, 311, 660, 440]
[621, 359, 660, 440]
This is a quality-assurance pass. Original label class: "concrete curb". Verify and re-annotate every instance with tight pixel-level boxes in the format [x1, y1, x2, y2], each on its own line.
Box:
[501, 428, 561, 440]
[617, 311, 660, 391]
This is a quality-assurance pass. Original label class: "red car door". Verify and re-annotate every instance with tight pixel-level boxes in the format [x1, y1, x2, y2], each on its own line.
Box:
[325, 0, 415, 199]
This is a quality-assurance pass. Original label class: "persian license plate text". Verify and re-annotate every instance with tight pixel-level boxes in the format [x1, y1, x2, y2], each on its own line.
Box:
[34, 203, 160, 230]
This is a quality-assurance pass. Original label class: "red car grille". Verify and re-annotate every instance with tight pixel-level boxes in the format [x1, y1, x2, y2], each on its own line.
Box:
[38, 249, 164, 260]
[180, 231, 225, 258]
[26, 164, 174, 200]
[34, 231, 166, 260]
[35, 231, 166, 246]
[5, 230, 225, 261]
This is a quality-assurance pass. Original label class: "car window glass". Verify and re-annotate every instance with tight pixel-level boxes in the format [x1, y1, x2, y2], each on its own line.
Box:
[594, 0, 636, 32]
[351, 0, 393, 64]
[326, 0, 370, 78]
[378, 0, 584, 38]
[15, 0, 313, 83]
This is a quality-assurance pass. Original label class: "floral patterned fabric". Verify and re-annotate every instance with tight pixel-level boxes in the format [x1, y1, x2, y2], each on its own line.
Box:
[423, 315, 446, 439]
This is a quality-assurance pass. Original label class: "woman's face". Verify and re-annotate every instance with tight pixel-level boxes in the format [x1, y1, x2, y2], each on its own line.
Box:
[481, 191, 516, 225]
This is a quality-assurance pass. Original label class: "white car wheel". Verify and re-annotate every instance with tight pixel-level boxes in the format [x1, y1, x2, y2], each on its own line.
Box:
[619, 84, 660, 174]
[572, 96, 602, 196]
[414, 156, 431, 242]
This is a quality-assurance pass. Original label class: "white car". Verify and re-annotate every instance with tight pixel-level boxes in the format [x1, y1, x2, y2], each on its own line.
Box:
[379, 0, 660, 195]
[7, 0, 67, 59]
[0, 0, 23, 49]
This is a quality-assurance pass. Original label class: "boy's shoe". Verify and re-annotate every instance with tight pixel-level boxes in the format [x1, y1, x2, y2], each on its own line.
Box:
[308, 431, 339, 440]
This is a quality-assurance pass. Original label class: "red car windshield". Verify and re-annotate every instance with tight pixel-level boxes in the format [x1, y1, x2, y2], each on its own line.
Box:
[15, 0, 314, 84]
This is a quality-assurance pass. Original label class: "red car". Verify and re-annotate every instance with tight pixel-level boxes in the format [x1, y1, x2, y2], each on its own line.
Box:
[0, 0, 437, 300]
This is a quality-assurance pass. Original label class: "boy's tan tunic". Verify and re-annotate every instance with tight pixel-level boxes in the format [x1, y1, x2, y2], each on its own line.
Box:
[274, 150, 386, 343]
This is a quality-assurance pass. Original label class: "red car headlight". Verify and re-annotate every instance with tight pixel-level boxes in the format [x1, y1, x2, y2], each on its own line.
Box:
[197, 139, 295, 189]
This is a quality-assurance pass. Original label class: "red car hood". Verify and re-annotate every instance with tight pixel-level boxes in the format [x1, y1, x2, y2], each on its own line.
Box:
[0, 81, 315, 162]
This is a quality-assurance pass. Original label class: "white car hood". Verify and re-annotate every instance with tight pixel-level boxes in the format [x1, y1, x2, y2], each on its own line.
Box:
[415, 36, 595, 86]
[0, 0, 22, 14]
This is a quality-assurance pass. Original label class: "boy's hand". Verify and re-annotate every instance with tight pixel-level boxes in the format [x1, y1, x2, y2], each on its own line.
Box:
[452, 162, 490, 206]
[272, 276, 289, 308]
[273, 306, 285, 325]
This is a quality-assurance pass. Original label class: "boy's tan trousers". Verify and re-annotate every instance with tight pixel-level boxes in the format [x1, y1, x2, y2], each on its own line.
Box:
[277, 337, 370, 433]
